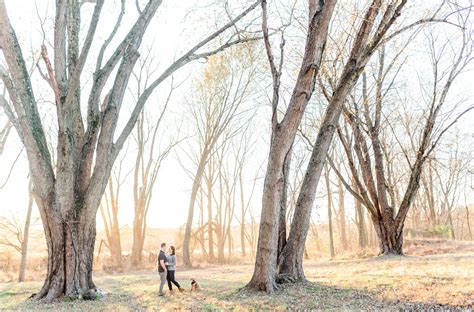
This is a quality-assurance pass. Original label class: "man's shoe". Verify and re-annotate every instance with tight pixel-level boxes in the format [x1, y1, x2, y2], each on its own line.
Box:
[178, 288, 185, 293]
[159, 293, 164, 297]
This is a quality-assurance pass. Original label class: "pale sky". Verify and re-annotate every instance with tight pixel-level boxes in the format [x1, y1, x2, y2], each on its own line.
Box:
[0, 0, 473, 233]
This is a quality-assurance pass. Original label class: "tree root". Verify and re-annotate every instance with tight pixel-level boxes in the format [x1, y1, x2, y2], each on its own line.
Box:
[276, 273, 300, 284]
[29, 288, 106, 303]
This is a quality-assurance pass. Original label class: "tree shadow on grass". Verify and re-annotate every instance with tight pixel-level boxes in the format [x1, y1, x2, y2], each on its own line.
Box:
[228, 282, 473, 310]
[3, 274, 472, 310]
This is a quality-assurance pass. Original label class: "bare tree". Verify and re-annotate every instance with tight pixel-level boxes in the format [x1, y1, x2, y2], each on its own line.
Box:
[247, 0, 336, 292]
[278, 0, 409, 283]
[0, 0, 261, 301]
[335, 16, 473, 255]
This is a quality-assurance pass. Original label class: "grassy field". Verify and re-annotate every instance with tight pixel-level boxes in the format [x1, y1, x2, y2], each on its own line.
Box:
[1, 247, 473, 311]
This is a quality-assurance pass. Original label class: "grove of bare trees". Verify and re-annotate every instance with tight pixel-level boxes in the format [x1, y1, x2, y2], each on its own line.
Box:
[0, 0, 473, 305]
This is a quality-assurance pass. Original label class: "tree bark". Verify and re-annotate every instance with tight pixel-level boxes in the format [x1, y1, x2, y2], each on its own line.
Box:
[372, 216, 403, 255]
[34, 196, 99, 302]
[277, 147, 291, 265]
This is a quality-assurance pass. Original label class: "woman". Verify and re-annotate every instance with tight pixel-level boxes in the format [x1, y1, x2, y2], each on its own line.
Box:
[166, 246, 184, 293]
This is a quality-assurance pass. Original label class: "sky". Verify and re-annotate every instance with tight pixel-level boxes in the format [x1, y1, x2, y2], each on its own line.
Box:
[0, 0, 473, 233]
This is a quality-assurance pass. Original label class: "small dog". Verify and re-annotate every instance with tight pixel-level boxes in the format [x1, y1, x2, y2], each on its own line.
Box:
[190, 278, 200, 291]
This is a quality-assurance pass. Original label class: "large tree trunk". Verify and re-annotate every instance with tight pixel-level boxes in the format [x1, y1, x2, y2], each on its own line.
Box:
[246, 155, 284, 291]
[34, 196, 99, 302]
[18, 187, 34, 282]
[371, 216, 403, 255]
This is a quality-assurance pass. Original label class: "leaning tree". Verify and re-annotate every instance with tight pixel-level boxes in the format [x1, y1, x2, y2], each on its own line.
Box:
[0, 0, 260, 302]
[246, 0, 337, 292]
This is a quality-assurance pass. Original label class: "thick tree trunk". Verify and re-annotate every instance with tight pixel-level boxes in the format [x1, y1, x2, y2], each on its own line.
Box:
[371, 216, 403, 255]
[246, 153, 285, 291]
[18, 189, 33, 282]
[34, 199, 98, 302]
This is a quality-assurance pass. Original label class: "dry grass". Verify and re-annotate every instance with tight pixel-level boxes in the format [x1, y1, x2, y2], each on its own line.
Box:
[1, 246, 473, 310]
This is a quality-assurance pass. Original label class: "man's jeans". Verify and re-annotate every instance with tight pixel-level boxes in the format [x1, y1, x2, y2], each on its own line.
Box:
[159, 271, 167, 295]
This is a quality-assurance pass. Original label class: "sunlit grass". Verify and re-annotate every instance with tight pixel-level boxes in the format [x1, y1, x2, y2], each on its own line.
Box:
[1, 251, 473, 310]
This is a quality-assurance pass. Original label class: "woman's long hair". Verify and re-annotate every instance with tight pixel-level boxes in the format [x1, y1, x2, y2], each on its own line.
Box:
[170, 246, 176, 256]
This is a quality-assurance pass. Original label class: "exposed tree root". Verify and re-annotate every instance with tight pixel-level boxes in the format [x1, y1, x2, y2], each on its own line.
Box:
[28, 288, 106, 304]
[276, 273, 305, 284]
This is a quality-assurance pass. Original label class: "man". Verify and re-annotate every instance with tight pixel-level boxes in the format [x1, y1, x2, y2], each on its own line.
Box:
[157, 242, 168, 296]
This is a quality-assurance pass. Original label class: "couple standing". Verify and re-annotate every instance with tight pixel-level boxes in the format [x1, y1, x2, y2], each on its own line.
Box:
[157, 242, 184, 296]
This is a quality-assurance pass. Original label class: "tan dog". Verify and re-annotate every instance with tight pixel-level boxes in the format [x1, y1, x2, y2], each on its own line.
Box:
[190, 278, 200, 291]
